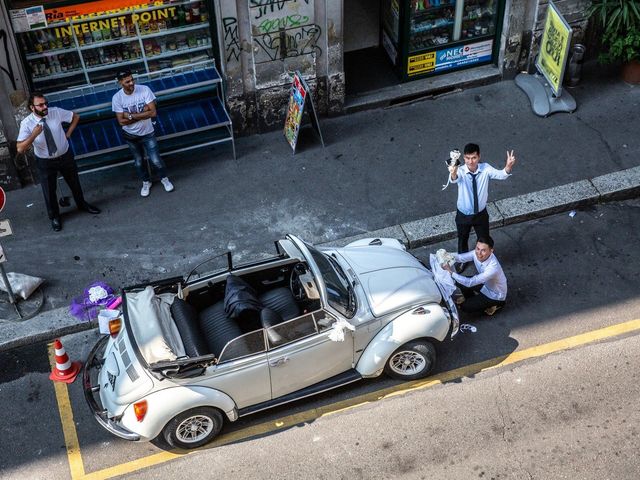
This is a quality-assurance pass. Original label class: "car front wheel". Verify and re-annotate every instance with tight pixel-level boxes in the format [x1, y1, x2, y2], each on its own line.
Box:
[163, 407, 223, 449]
[384, 340, 436, 380]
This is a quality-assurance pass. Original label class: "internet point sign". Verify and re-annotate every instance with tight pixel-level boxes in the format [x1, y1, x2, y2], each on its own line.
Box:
[536, 0, 572, 96]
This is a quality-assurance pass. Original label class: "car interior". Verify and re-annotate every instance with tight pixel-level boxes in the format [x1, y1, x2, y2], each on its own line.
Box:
[162, 259, 323, 363]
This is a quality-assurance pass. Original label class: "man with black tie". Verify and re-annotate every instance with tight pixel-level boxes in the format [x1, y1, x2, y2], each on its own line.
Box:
[449, 143, 516, 273]
[17, 92, 100, 231]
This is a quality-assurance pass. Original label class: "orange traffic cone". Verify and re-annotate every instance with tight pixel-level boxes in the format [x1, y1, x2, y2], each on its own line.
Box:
[49, 338, 81, 383]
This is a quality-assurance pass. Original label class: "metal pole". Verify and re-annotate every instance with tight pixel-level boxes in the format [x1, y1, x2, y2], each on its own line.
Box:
[0, 263, 15, 304]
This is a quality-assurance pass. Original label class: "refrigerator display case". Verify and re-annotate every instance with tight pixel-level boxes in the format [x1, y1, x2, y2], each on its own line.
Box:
[8, 0, 234, 168]
[382, 0, 504, 81]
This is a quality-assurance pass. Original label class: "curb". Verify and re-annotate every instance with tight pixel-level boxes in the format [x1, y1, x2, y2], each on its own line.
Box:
[322, 165, 640, 249]
[1, 165, 639, 353]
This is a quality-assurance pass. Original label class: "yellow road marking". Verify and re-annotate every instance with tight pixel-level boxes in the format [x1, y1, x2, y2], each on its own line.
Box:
[55, 318, 640, 479]
[49, 343, 85, 479]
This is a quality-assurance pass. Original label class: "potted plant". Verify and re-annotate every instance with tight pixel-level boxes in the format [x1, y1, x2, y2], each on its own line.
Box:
[588, 0, 640, 83]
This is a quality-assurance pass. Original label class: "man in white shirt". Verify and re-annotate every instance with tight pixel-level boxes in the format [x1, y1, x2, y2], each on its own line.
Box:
[112, 70, 174, 197]
[443, 236, 507, 316]
[17, 92, 100, 231]
[449, 143, 516, 272]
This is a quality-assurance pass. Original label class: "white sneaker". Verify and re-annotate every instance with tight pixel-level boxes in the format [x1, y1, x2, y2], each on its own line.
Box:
[140, 181, 152, 197]
[161, 177, 174, 192]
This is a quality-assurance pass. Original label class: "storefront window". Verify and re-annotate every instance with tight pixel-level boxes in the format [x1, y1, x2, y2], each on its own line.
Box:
[408, 0, 497, 53]
[9, 0, 213, 92]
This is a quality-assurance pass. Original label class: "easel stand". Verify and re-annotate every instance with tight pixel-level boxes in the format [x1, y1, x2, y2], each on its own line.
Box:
[515, 73, 576, 117]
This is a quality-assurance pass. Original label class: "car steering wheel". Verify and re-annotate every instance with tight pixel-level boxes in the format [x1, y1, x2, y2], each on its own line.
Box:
[290, 263, 307, 301]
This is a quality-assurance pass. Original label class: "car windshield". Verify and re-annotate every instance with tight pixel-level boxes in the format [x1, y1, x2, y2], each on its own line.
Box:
[305, 243, 356, 318]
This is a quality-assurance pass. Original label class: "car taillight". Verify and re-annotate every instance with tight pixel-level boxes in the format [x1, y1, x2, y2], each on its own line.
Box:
[109, 318, 122, 337]
[134, 400, 148, 422]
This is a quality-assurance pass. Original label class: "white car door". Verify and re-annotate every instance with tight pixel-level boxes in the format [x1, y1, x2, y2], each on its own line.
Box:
[266, 310, 354, 399]
[198, 330, 272, 409]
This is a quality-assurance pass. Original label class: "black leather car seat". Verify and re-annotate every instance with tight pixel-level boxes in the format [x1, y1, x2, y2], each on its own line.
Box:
[198, 301, 244, 359]
[258, 287, 300, 321]
[170, 299, 209, 357]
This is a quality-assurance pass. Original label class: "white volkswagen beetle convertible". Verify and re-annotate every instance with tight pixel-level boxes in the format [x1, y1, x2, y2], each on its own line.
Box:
[84, 235, 459, 449]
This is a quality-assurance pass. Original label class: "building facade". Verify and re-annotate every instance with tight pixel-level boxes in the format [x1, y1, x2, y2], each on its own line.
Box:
[0, 0, 591, 187]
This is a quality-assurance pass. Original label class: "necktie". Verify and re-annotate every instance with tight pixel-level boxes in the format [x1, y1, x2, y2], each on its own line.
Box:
[41, 118, 57, 157]
[470, 172, 479, 214]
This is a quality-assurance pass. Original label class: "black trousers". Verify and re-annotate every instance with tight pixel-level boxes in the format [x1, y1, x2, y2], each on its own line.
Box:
[457, 283, 506, 315]
[35, 150, 86, 219]
[455, 208, 490, 254]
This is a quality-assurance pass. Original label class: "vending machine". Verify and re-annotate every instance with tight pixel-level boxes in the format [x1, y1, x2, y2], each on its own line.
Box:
[382, 0, 504, 81]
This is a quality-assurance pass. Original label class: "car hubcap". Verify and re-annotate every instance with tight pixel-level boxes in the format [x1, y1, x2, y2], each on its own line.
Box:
[390, 350, 426, 376]
[176, 415, 214, 443]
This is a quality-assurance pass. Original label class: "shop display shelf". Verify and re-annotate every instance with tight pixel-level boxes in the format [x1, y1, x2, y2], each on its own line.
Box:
[33, 69, 85, 81]
[79, 37, 139, 50]
[26, 47, 78, 60]
[412, 3, 456, 17]
[70, 96, 232, 162]
[145, 44, 211, 61]
[85, 58, 145, 73]
[48, 65, 221, 112]
[139, 22, 209, 40]
[410, 19, 454, 33]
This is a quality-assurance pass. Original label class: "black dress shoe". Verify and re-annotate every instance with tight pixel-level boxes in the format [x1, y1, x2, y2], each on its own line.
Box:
[80, 203, 101, 215]
[51, 218, 62, 231]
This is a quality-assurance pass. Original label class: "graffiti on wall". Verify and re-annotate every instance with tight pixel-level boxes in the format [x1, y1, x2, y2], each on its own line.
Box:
[253, 23, 321, 63]
[249, 0, 320, 65]
[223, 16, 241, 63]
[250, 0, 311, 20]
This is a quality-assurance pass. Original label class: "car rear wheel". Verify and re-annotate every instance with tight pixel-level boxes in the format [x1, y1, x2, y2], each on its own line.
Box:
[163, 407, 223, 449]
[384, 340, 436, 380]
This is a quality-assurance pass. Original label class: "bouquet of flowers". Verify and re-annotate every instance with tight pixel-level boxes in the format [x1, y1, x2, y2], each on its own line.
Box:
[69, 281, 116, 322]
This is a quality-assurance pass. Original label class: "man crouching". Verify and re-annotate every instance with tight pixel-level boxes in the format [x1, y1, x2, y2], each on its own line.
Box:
[443, 236, 507, 316]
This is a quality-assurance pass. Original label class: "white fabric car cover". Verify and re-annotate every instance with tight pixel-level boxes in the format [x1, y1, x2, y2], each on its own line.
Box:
[127, 286, 185, 363]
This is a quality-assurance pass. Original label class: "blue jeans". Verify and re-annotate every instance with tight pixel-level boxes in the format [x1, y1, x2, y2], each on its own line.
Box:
[124, 133, 168, 182]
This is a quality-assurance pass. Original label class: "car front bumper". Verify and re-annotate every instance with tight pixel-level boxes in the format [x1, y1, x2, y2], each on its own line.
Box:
[83, 335, 141, 442]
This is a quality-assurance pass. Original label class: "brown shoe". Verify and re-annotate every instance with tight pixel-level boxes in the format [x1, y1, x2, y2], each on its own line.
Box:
[484, 305, 501, 316]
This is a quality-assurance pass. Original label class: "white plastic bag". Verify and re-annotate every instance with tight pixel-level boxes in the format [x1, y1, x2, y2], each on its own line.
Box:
[0, 272, 44, 300]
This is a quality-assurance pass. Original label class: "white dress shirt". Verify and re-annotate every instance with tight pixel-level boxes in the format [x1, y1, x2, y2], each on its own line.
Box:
[450, 163, 511, 215]
[451, 251, 508, 301]
[17, 107, 73, 159]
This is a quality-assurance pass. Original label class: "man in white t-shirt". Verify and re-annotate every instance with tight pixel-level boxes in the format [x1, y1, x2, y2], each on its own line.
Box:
[17, 92, 100, 231]
[443, 236, 507, 316]
[112, 70, 174, 197]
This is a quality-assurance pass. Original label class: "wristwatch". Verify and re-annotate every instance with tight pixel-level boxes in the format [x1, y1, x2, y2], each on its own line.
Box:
[127, 113, 133, 120]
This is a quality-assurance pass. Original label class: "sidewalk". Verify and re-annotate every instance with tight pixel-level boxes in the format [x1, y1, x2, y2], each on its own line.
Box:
[1, 62, 638, 351]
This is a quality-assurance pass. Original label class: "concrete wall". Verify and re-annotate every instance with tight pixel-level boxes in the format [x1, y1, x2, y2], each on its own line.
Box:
[216, 0, 344, 134]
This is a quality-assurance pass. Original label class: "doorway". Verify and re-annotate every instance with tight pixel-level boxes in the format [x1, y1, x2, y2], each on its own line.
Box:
[344, 0, 399, 96]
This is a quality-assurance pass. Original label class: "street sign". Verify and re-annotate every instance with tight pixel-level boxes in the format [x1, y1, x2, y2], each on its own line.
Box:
[0, 186, 5, 213]
[536, 0, 572, 97]
[0, 219, 12, 237]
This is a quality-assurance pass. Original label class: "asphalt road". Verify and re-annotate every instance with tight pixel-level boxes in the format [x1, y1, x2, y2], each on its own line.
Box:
[0, 199, 638, 479]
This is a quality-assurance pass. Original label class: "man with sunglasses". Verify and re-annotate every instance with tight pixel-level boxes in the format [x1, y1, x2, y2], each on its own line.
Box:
[17, 92, 100, 231]
[112, 70, 174, 197]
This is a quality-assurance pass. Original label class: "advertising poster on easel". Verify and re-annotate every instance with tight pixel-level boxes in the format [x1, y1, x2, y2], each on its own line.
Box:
[284, 73, 307, 152]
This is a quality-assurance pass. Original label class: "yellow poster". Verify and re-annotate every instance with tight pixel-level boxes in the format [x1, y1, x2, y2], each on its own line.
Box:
[407, 51, 436, 76]
[536, 1, 572, 95]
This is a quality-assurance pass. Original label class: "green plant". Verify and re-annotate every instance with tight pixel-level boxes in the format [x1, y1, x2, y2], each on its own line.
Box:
[588, 0, 640, 62]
